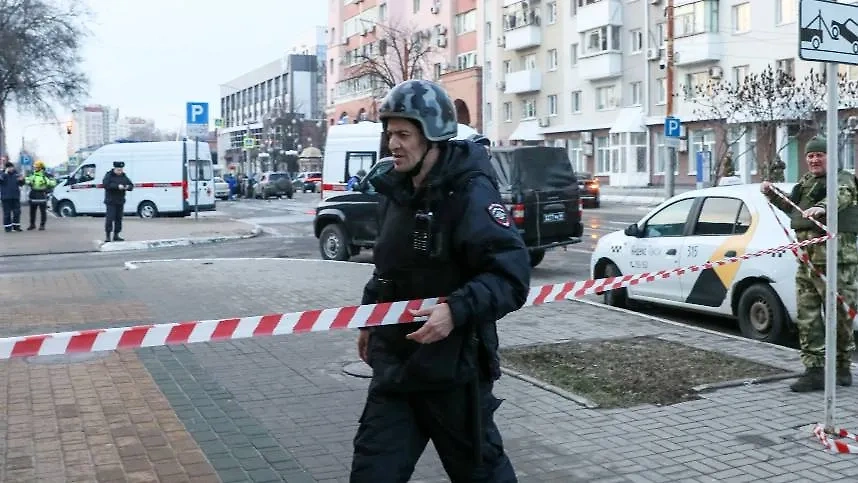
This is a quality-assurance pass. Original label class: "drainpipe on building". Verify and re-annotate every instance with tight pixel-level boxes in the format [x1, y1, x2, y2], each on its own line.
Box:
[643, 0, 651, 186]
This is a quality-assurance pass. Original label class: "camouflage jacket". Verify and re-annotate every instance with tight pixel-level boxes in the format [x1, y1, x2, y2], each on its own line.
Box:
[764, 170, 858, 265]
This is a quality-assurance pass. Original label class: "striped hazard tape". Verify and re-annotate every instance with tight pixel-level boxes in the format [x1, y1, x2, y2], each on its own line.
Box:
[0, 234, 831, 360]
[814, 424, 858, 454]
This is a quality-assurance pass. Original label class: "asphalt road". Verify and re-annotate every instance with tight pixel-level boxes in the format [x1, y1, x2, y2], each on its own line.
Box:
[3, 195, 750, 341]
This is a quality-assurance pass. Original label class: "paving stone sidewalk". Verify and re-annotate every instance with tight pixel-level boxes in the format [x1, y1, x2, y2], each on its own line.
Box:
[1, 216, 258, 257]
[3, 259, 858, 482]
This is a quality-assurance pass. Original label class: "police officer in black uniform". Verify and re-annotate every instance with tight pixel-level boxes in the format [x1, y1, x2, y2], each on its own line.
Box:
[103, 161, 133, 242]
[350, 79, 530, 482]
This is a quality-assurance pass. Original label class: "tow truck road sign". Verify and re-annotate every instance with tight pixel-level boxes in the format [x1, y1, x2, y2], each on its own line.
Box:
[799, 0, 858, 65]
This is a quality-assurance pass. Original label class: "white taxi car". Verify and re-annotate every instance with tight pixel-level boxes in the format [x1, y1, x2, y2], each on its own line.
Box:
[589, 182, 837, 345]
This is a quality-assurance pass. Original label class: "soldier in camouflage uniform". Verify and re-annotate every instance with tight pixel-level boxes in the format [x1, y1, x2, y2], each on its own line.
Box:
[762, 136, 858, 392]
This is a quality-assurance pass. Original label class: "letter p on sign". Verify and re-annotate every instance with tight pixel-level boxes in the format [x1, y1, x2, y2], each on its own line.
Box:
[185, 102, 209, 126]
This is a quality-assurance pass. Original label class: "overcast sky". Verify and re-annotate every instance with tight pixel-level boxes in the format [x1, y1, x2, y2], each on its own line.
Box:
[5, 0, 327, 166]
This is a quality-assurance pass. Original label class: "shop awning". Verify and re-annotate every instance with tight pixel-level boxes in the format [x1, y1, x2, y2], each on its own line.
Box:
[609, 107, 646, 133]
[508, 120, 545, 141]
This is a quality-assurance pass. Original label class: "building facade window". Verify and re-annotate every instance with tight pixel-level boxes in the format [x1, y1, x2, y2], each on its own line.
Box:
[548, 94, 558, 116]
[631, 132, 647, 172]
[582, 26, 621, 56]
[457, 51, 478, 70]
[630, 82, 642, 106]
[503, 102, 512, 122]
[571, 91, 582, 113]
[455, 9, 477, 35]
[733, 65, 750, 84]
[595, 135, 610, 175]
[568, 138, 584, 172]
[733, 3, 751, 33]
[548, 49, 558, 70]
[547, 1, 558, 24]
[610, 133, 626, 173]
[689, 128, 716, 175]
[485, 102, 493, 125]
[522, 99, 537, 119]
[675, 0, 719, 37]
[777, 0, 797, 24]
[630, 29, 643, 53]
[596, 85, 617, 110]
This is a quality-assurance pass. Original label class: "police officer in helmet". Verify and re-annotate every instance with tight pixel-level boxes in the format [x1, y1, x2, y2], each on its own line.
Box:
[349, 79, 530, 482]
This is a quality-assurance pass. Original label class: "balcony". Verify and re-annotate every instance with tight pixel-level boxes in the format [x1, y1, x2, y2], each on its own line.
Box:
[578, 52, 622, 81]
[504, 69, 542, 94]
[674, 33, 722, 66]
[576, 0, 622, 33]
[503, 24, 542, 51]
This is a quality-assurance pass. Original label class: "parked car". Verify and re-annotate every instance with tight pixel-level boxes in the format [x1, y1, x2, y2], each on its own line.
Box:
[293, 171, 322, 193]
[588, 182, 850, 345]
[314, 145, 584, 267]
[576, 172, 600, 208]
[255, 172, 294, 199]
[213, 176, 230, 200]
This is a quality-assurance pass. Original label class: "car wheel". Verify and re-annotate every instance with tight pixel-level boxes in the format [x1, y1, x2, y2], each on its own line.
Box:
[529, 249, 546, 267]
[737, 283, 788, 344]
[593, 198, 600, 208]
[319, 224, 351, 261]
[287, 192, 294, 199]
[57, 200, 76, 217]
[602, 262, 629, 308]
[137, 201, 159, 219]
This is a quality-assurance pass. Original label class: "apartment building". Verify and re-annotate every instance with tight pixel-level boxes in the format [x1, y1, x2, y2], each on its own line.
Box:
[480, 0, 842, 186]
[66, 105, 120, 155]
[326, 0, 482, 129]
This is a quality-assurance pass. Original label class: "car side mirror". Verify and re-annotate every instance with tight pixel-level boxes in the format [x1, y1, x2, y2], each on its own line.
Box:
[624, 223, 641, 237]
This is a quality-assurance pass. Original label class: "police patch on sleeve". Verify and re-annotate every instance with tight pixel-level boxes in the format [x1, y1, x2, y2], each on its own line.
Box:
[487, 203, 511, 228]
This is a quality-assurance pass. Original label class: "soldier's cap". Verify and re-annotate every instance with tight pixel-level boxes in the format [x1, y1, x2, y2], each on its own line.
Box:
[113, 161, 125, 168]
[806, 136, 827, 155]
[4, 161, 13, 168]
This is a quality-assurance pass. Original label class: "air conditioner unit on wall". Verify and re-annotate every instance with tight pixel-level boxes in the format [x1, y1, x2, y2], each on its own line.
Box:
[430, 5, 439, 14]
[496, 80, 506, 90]
[650, 0, 661, 4]
[581, 132, 593, 143]
[497, 36, 506, 47]
[647, 48, 660, 61]
[437, 35, 447, 48]
[538, 117, 550, 128]
[709, 66, 723, 78]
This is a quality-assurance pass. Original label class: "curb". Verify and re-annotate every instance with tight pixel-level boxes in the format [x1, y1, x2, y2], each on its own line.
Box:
[500, 366, 601, 409]
[123, 256, 373, 270]
[99, 226, 262, 253]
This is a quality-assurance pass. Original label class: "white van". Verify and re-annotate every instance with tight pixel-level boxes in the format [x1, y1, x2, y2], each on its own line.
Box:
[321, 121, 478, 199]
[51, 140, 216, 218]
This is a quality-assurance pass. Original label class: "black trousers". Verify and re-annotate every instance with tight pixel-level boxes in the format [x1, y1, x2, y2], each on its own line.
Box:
[350, 379, 517, 483]
[2, 199, 21, 230]
[105, 204, 124, 235]
[28, 201, 47, 227]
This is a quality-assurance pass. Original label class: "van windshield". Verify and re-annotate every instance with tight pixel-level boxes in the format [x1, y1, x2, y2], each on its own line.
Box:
[188, 160, 213, 181]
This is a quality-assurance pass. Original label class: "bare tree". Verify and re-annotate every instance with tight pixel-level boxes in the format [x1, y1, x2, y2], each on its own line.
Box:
[349, 21, 438, 97]
[684, 65, 830, 182]
[0, 0, 91, 155]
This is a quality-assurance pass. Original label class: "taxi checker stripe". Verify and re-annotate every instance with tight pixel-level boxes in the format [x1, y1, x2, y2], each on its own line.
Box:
[0, 235, 831, 360]
[766, 189, 858, 320]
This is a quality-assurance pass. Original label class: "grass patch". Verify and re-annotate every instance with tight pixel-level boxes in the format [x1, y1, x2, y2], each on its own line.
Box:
[500, 336, 789, 408]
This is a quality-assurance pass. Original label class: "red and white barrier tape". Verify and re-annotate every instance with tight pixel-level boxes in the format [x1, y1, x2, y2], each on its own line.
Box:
[814, 424, 858, 453]
[0, 234, 830, 360]
[765, 193, 858, 320]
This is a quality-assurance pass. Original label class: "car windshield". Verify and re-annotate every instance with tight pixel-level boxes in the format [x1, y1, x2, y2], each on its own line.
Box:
[308, 172, 321, 178]
[269, 173, 289, 181]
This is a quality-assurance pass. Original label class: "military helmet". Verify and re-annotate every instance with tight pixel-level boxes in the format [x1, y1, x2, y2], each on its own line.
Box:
[378, 79, 458, 142]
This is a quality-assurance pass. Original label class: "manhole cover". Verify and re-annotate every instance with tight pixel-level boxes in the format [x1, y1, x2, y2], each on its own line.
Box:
[26, 352, 111, 365]
[343, 361, 372, 378]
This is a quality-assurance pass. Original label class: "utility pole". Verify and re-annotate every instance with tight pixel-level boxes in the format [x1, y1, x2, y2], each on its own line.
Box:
[665, 0, 676, 198]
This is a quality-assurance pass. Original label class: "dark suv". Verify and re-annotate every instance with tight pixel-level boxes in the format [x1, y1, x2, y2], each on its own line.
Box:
[313, 146, 584, 267]
[255, 172, 294, 199]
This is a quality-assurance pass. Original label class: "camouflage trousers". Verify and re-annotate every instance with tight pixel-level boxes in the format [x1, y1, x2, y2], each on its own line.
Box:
[795, 263, 858, 369]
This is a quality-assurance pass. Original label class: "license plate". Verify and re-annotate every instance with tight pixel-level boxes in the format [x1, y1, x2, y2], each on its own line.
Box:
[543, 211, 565, 223]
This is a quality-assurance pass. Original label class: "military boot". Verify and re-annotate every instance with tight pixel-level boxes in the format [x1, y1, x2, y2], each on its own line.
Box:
[838, 367, 853, 387]
[790, 367, 824, 392]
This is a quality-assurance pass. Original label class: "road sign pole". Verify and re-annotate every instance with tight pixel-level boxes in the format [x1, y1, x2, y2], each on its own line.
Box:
[194, 138, 200, 221]
[824, 60, 839, 433]
[665, 0, 676, 199]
